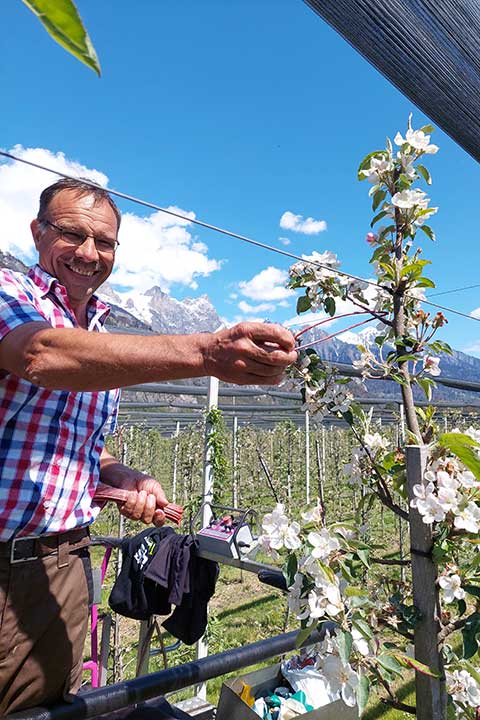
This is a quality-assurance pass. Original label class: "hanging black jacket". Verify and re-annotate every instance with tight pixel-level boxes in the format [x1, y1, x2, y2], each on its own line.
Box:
[109, 526, 219, 645]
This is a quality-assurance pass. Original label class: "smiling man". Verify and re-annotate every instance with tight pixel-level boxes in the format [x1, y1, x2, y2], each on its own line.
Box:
[0, 178, 297, 713]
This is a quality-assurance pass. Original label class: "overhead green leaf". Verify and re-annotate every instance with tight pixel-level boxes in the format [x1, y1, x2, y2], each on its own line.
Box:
[21, 0, 101, 76]
[439, 433, 480, 480]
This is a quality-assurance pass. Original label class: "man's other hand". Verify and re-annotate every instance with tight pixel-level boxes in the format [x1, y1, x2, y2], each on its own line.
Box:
[203, 322, 297, 386]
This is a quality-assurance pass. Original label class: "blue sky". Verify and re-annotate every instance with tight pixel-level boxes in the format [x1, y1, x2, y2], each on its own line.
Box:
[1, 1, 479, 353]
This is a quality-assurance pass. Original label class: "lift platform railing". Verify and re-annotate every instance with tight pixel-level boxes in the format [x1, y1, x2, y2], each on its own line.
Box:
[7, 628, 324, 720]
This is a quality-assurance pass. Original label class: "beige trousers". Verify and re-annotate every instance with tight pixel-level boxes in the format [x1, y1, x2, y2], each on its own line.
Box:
[0, 545, 91, 715]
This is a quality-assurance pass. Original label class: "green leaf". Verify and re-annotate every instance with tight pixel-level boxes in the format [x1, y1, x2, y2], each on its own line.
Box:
[370, 210, 388, 228]
[420, 124, 435, 134]
[295, 624, 316, 648]
[414, 277, 436, 289]
[344, 586, 369, 598]
[21, 0, 101, 76]
[372, 189, 387, 212]
[324, 296, 336, 317]
[352, 617, 375, 641]
[438, 433, 480, 480]
[357, 150, 388, 181]
[377, 653, 404, 676]
[284, 554, 298, 588]
[428, 340, 453, 356]
[356, 548, 370, 568]
[417, 164, 432, 185]
[336, 629, 353, 665]
[356, 672, 370, 717]
[464, 585, 480, 601]
[296, 295, 311, 314]
[462, 612, 480, 659]
[419, 224, 436, 242]
[396, 653, 440, 677]
[417, 376, 434, 401]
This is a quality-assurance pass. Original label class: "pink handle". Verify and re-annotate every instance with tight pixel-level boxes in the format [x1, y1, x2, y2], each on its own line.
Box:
[93, 485, 183, 525]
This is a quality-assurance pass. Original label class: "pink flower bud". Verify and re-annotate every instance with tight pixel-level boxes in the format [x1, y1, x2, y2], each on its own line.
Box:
[366, 232, 378, 246]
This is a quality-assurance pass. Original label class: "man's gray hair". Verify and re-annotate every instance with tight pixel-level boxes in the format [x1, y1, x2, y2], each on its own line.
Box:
[37, 177, 121, 230]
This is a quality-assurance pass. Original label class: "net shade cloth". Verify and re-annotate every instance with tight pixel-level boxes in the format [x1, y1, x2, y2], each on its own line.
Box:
[304, 0, 480, 162]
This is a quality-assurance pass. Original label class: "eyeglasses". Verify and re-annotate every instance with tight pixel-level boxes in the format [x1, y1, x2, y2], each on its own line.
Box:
[42, 219, 119, 254]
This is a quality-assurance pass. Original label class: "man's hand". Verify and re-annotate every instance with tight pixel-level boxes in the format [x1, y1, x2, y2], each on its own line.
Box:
[203, 322, 297, 386]
[119, 475, 168, 526]
[99, 449, 168, 526]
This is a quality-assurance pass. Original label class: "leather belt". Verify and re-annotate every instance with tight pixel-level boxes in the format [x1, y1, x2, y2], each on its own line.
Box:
[0, 527, 90, 566]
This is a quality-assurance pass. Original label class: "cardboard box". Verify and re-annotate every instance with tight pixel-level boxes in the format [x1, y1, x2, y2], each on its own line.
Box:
[216, 663, 357, 720]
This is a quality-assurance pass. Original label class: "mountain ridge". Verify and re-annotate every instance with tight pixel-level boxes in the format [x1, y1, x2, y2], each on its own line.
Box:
[1, 251, 479, 402]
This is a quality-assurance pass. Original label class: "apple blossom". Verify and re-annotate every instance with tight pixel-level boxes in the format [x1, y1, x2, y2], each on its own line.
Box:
[394, 128, 439, 154]
[423, 355, 441, 376]
[308, 528, 340, 560]
[321, 655, 359, 707]
[446, 669, 480, 709]
[438, 572, 465, 604]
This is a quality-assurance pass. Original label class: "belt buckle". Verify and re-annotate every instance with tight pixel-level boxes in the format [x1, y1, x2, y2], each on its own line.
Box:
[10, 536, 38, 564]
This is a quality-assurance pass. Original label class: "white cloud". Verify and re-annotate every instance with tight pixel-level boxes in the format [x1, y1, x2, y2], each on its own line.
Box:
[238, 300, 275, 314]
[0, 146, 221, 293]
[279, 236, 291, 246]
[280, 210, 327, 235]
[239, 266, 294, 302]
[0, 145, 109, 262]
[471, 308, 480, 320]
[463, 340, 480, 354]
[112, 209, 221, 292]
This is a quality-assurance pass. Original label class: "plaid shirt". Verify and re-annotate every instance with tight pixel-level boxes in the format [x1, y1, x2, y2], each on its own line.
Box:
[0, 264, 120, 541]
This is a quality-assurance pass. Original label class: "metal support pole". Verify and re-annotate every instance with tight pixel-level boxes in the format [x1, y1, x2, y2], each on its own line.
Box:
[172, 421, 180, 504]
[406, 445, 447, 720]
[399, 403, 406, 444]
[232, 415, 238, 507]
[305, 410, 310, 505]
[196, 375, 219, 699]
[113, 443, 127, 684]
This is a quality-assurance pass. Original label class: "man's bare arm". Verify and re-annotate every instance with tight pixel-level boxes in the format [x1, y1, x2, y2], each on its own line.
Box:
[0, 321, 297, 391]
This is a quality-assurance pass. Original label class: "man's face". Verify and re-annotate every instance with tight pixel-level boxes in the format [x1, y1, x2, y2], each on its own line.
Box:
[31, 190, 119, 308]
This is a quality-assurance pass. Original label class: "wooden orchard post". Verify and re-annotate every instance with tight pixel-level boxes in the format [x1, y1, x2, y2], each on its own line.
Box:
[406, 445, 447, 719]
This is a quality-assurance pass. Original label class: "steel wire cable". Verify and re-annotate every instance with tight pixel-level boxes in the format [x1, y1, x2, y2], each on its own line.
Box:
[0, 149, 478, 323]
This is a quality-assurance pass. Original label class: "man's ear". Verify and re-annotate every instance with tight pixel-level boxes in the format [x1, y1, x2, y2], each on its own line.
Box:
[30, 219, 41, 250]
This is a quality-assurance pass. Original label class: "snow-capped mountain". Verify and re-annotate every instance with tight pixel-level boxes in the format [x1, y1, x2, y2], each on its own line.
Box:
[108, 285, 223, 335]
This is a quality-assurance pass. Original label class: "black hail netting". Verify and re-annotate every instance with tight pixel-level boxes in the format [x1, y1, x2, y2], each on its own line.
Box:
[304, 0, 480, 162]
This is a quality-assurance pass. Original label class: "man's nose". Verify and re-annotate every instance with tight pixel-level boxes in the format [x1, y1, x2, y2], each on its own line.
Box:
[74, 236, 99, 263]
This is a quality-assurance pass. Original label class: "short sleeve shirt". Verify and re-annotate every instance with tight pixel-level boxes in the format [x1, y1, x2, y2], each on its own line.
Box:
[0, 264, 120, 541]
